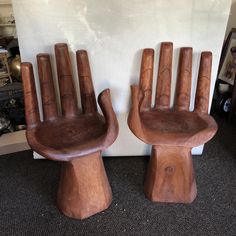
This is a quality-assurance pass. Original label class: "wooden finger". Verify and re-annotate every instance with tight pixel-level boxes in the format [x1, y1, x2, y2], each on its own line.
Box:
[55, 43, 78, 117]
[21, 63, 40, 128]
[139, 48, 154, 111]
[155, 42, 173, 110]
[76, 50, 97, 114]
[37, 54, 58, 121]
[194, 52, 212, 113]
[174, 47, 192, 111]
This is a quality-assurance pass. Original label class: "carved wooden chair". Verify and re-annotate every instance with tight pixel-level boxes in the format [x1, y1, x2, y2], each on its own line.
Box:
[21, 43, 118, 219]
[128, 42, 218, 203]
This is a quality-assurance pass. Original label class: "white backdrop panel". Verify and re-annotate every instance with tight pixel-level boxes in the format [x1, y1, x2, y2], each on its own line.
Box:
[12, 0, 231, 156]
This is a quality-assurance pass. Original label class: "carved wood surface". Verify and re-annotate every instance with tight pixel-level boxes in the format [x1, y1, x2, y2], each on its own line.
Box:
[57, 152, 112, 219]
[144, 146, 196, 203]
[128, 42, 218, 203]
[128, 42, 217, 148]
[22, 43, 118, 162]
[21, 43, 119, 219]
[155, 42, 172, 110]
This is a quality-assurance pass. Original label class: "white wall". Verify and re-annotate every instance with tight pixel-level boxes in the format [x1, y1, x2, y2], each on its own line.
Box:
[12, 0, 231, 156]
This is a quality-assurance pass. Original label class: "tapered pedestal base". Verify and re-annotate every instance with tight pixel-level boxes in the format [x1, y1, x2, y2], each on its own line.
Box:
[57, 152, 112, 219]
[144, 146, 197, 203]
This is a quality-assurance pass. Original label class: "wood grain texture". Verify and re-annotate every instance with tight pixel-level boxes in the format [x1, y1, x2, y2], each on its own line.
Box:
[37, 54, 58, 121]
[57, 152, 112, 219]
[139, 49, 154, 111]
[21, 63, 40, 128]
[174, 47, 192, 111]
[76, 50, 97, 114]
[194, 52, 212, 113]
[128, 42, 218, 203]
[155, 42, 173, 110]
[144, 146, 196, 203]
[21, 43, 119, 219]
[55, 43, 78, 117]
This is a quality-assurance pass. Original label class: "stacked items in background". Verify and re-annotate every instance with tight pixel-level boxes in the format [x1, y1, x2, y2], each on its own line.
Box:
[0, 36, 25, 135]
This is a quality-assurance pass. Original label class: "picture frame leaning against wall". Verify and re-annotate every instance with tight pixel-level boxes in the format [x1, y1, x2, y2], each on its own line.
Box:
[216, 28, 236, 121]
[218, 28, 236, 85]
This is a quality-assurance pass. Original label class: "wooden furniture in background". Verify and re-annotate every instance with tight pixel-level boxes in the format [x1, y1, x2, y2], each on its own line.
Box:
[217, 28, 236, 122]
[128, 42, 218, 203]
[21, 43, 119, 219]
[0, 50, 12, 84]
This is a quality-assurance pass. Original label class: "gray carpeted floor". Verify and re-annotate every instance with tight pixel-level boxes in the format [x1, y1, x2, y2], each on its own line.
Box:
[0, 114, 236, 236]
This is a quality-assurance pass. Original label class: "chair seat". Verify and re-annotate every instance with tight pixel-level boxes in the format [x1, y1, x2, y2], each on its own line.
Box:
[139, 110, 217, 147]
[27, 114, 108, 161]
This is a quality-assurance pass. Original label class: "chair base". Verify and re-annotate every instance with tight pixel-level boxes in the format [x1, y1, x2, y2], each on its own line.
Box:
[57, 152, 112, 219]
[144, 145, 197, 203]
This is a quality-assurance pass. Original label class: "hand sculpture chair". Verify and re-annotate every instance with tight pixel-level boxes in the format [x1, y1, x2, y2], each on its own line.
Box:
[128, 42, 218, 203]
[21, 43, 118, 219]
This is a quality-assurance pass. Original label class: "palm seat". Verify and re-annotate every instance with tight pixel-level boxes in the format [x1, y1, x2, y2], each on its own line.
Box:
[27, 103, 115, 161]
[131, 109, 216, 147]
[21, 43, 118, 219]
[128, 42, 217, 203]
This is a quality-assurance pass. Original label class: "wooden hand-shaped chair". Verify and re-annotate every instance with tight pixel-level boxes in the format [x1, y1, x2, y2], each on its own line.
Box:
[21, 43, 118, 219]
[128, 42, 217, 203]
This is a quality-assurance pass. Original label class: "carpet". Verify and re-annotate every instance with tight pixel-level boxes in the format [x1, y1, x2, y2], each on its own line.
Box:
[0, 115, 235, 235]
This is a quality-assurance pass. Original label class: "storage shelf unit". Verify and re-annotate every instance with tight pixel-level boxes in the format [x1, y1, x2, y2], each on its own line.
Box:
[0, 0, 12, 5]
[0, 24, 15, 27]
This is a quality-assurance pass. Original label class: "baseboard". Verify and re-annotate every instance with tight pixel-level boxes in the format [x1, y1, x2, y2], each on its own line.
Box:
[0, 130, 30, 156]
